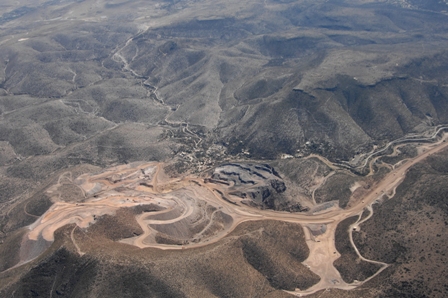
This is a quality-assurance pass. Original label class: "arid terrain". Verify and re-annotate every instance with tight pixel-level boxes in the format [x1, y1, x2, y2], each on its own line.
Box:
[1, 0, 448, 297]
[2, 126, 448, 297]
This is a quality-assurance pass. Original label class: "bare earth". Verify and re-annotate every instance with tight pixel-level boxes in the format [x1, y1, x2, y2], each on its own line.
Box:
[14, 133, 448, 296]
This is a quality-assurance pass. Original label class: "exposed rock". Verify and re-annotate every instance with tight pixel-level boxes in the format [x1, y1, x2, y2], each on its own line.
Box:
[210, 163, 296, 211]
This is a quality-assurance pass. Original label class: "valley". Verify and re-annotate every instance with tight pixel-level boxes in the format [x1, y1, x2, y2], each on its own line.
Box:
[6, 126, 448, 296]
[1, 0, 448, 297]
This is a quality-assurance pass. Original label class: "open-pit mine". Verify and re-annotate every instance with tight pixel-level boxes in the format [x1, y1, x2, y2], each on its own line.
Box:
[1, 1, 448, 297]
[11, 129, 448, 296]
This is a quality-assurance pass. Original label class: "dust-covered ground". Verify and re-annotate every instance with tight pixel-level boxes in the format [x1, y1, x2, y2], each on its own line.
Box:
[1, 0, 448, 297]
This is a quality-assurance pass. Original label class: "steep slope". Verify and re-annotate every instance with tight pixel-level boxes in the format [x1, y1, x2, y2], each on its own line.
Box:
[0, 0, 448, 297]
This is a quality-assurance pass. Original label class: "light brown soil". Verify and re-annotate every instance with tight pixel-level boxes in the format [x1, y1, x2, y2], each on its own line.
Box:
[13, 133, 448, 295]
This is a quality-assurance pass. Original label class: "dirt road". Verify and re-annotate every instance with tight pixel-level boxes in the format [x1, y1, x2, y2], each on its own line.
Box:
[12, 133, 448, 295]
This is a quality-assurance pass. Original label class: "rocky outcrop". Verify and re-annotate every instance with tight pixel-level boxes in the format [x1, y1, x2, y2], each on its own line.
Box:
[210, 163, 307, 211]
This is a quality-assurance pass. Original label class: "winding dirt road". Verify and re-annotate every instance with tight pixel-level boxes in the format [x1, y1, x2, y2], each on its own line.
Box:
[11, 132, 448, 296]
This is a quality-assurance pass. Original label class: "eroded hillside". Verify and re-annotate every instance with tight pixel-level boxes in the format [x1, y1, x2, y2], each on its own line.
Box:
[1, 0, 448, 297]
